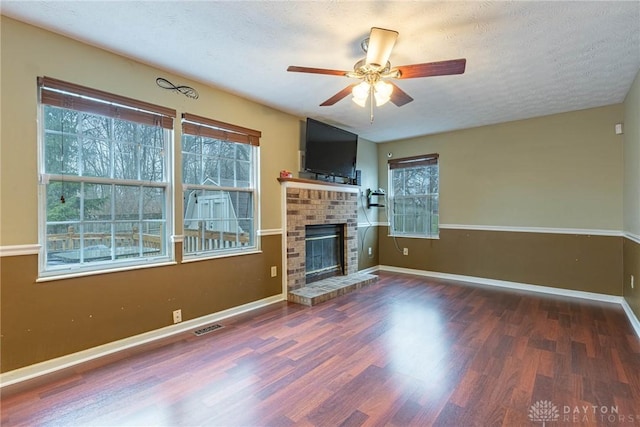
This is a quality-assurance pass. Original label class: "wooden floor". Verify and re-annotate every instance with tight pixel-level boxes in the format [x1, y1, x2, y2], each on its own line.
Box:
[2, 272, 640, 426]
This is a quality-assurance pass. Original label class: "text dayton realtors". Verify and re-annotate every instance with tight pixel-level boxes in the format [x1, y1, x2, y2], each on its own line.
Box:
[562, 405, 636, 423]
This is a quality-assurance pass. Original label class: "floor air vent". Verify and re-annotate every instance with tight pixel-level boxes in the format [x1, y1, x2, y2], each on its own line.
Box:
[194, 324, 224, 336]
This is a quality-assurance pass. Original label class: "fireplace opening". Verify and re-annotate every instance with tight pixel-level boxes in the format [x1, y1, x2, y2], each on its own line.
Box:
[305, 224, 344, 284]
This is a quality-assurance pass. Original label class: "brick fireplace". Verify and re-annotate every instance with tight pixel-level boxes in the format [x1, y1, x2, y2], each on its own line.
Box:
[282, 182, 359, 293]
[279, 178, 378, 306]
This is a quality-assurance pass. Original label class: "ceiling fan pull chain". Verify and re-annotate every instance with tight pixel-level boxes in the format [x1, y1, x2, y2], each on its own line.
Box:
[370, 85, 375, 123]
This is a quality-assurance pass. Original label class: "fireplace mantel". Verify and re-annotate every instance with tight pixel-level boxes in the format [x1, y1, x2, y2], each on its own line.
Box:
[277, 177, 360, 192]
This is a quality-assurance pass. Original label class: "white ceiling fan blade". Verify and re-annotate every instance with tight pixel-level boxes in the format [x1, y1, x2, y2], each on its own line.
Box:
[365, 27, 399, 68]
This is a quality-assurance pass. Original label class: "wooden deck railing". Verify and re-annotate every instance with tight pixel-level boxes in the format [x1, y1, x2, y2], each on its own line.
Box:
[47, 226, 161, 252]
[183, 223, 250, 253]
[47, 225, 250, 253]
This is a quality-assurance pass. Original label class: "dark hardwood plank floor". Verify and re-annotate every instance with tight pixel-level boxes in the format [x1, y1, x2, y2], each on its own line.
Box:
[2, 272, 639, 426]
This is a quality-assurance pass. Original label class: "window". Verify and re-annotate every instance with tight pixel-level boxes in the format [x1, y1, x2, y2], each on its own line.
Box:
[388, 154, 439, 238]
[181, 113, 260, 258]
[38, 77, 175, 276]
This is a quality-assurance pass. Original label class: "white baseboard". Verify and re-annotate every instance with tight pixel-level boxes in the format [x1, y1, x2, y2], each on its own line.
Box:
[621, 299, 640, 339]
[378, 265, 623, 302]
[358, 266, 379, 275]
[0, 294, 285, 388]
[376, 265, 640, 339]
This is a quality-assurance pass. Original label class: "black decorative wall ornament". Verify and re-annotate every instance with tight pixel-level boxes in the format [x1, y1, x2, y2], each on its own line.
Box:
[156, 77, 199, 99]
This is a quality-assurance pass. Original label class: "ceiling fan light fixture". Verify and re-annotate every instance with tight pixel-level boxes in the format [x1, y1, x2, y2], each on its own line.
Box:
[373, 80, 393, 106]
[352, 95, 367, 107]
[352, 81, 370, 107]
[374, 92, 390, 107]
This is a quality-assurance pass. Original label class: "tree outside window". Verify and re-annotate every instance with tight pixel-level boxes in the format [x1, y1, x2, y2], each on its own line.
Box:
[388, 154, 439, 238]
[39, 77, 174, 275]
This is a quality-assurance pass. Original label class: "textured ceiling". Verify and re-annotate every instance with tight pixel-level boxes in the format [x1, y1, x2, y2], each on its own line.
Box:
[2, 1, 639, 142]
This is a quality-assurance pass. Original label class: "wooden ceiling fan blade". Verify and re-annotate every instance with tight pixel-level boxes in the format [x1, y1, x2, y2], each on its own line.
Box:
[396, 58, 466, 79]
[388, 82, 413, 107]
[320, 84, 357, 106]
[365, 27, 398, 67]
[287, 66, 348, 76]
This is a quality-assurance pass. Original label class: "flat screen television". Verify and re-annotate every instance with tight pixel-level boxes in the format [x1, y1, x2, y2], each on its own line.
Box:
[304, 118, 358, 180]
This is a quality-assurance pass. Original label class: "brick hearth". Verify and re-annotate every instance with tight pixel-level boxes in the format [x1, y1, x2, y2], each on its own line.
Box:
[288, 272, 379, 306]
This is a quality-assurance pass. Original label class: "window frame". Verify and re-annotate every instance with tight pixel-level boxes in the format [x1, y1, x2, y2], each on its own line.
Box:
[37, 77, 176, 278]
[387, 153, 440, 239]
[180, 113, 261, 260]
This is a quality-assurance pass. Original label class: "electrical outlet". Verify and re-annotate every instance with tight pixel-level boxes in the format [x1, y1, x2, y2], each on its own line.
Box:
[270, 266, 277, 277]
[173, 309, 182, 324]
[632, 275, 635, 289]
[403, 248, 409, 256]
[368, 247, 372, 256]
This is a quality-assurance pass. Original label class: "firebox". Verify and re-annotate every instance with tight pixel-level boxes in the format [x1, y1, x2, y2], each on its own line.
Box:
[305, 224, 344, 284]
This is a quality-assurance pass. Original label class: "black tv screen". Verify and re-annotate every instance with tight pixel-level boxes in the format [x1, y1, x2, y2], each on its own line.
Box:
[305, 118, 358, 179]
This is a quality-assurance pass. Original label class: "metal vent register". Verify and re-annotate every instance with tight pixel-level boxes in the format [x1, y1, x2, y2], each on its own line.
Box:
[194, 324, 224, 336]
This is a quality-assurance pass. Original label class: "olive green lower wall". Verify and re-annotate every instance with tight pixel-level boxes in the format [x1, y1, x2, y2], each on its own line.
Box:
[1, 229, 632, 373]
[379, 227, 623, 296]
[357, 226, 379, 271]
[0, 235, 282, 373]
[624, 237, 640, 319]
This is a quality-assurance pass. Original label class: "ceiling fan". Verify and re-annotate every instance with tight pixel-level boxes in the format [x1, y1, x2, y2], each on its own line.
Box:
[287, 27, 466, 120]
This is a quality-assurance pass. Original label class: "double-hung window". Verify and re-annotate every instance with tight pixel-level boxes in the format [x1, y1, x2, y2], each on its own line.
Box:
[38, 77, 175, 276]
[181, 113, 260, 258]
[388, 153, 439, 238]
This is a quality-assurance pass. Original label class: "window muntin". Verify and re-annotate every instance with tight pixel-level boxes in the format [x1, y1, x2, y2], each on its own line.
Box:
[182, 137, 252, 188]
[388, 154, 439, 238]
[181, 114, 260, 258]
[39, 77, 175, 275]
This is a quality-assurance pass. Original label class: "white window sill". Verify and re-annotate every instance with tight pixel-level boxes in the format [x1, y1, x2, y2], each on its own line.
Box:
[37, 259, 178, 282]
[182, 248, 262, 263]
[388, 234, 440, 240]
